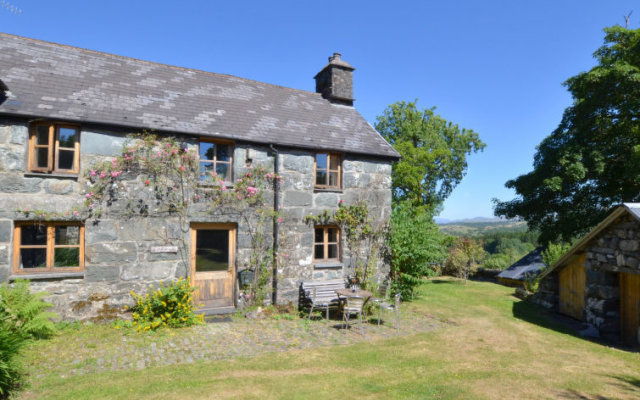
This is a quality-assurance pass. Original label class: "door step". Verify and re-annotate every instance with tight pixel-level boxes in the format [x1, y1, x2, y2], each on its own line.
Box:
[198, 306, 236, 316]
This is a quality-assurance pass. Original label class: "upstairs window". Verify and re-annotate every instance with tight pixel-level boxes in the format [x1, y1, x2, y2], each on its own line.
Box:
[314, 226, 340, 261]
[29, 122, 80, 174]
[315, 153, 341, 189]
[199, 139, 233, 183]
[13, 222, 84, 274]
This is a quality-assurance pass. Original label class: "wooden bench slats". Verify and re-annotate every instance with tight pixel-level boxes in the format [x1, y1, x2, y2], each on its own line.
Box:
[300, 279, 347, 306]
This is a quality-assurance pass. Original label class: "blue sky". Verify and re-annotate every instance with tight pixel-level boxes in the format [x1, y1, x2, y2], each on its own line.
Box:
[1, 1, 637, 220]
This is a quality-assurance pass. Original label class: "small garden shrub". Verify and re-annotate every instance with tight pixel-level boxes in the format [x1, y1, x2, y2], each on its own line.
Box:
[0, 280, 57, 339]
[129, 279, 203, 332]
[0, 280, 57, 398]
[0, 321, 23, 398]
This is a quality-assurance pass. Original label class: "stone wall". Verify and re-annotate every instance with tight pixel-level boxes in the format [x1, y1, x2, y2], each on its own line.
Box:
[0, 117, 393, 319]
[535, 214, 640, 342]
[276, 151, 392, 302]
[580, 215, 640, 341]
[531, 271, 558, 310]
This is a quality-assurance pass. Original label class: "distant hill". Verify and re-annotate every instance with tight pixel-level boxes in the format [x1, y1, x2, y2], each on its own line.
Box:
[437, 219, 528, 237]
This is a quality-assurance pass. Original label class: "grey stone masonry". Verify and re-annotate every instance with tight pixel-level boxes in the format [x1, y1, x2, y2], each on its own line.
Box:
[580, 215, 640, 341]
[534, 214, 640, 343]
[0, 116, 393, 321]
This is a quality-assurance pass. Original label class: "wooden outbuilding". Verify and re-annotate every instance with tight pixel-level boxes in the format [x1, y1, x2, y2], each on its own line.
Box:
[535, 203, 640, 347]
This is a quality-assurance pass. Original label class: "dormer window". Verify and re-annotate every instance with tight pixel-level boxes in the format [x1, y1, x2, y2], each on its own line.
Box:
[28, 122, 80, 174]
[199, 139, 233, 183]
[314, 153, 341, 189]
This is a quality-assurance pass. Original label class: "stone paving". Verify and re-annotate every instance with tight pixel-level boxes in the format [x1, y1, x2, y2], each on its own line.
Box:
[29, 309, 445, 378]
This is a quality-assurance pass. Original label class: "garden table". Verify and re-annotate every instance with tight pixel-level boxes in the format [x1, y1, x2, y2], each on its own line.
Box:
[335, 288, 373, 330]
[335, 288, 373, 300]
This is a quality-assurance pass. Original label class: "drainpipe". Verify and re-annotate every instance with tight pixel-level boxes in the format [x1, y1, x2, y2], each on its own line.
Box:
[269, 144, 279, 306]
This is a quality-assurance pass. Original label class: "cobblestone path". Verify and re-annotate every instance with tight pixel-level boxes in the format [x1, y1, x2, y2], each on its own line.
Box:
[28, 310, 445, 378]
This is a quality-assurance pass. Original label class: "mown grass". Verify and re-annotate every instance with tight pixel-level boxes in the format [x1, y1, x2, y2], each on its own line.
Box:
[17, 278, 640, 399]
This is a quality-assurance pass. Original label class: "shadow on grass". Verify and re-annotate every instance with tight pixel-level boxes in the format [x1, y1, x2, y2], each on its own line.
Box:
[607, 374, 640, 395]
[512, 300, 582, 337]
[430, 279, 461, 285]
[512, 299, 637, 352]
[555, 389, 611, 400]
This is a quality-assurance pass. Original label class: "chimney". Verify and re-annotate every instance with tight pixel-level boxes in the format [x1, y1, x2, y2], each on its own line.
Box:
[0, 79, 8, 105]
[314, 52, 355, 106]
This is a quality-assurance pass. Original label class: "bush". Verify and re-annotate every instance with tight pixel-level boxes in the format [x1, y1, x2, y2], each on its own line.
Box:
[129, 279, 204, 332]
[442, 238, 485, 282]
[389, 206, 447, 300]
[0, 319, 24, 398]
[0, 280, 57, 339]
[0, 280, 57, 397]
[542, 242, 571, 267]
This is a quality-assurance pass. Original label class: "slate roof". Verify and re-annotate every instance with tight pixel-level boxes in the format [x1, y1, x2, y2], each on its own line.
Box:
[540, 203, 640, 279]
[0, 33, 399, 159]
[497, 247, 546, 282]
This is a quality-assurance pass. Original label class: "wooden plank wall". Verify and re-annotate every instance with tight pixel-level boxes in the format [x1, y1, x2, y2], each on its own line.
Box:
[620, 272, 640, 347]
[559, 253, 586, 320]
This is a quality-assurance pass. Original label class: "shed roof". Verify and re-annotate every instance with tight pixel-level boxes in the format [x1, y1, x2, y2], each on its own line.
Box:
[0, 33, 399, 159]
[497, 247, 546, 281]
[540, 203, 640, 279]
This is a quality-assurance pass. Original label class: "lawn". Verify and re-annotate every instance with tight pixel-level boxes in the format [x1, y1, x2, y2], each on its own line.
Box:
[16, 278, 640, 399]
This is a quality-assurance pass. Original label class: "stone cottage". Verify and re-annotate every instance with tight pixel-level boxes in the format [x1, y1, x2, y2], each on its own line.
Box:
[534, 203, 640, 347]
[0, 33, 399, 319]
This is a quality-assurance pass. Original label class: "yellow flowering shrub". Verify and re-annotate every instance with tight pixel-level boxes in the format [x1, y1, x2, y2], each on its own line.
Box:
[129, 279, 203, 332]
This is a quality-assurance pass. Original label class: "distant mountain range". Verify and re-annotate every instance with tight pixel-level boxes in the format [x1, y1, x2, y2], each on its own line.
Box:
[436, 217, 527, 237]
[435, 216, 516, 225]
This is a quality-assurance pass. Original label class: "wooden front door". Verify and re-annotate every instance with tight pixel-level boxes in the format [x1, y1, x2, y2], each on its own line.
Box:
[620, 272, 640, 347]
[190, 223, 236, 311]
[559, 253, 586, 320]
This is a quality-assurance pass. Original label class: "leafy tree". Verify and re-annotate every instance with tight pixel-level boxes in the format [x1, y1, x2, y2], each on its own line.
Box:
[375, 101, 485, 214]
[443, 238, 485, 283]
[542, 242, 572, 267]
[494, 26, 640, 243]
[482, 253, 514, 270]
[389, 206, 447, 299]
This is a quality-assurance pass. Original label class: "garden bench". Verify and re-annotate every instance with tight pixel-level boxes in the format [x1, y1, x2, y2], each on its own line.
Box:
[300, 279, 347, 324]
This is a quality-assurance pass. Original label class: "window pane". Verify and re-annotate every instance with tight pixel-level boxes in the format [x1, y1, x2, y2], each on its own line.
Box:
[58, 127, 77, 148]
[21, 225, 47, 245]
[195, 229, 229, 272]
[36, 125, 50, 145]
[314, 228, 323, 243]
[54, 247, 79, 267]
[329, 155, 340, 170]
[20, 248, 47, 269]
[36, 148, 49, 168]
[199, 162, 214, 181]
[216, 144, 231, 162]
[316, 153, 328, 170]
[328, 228, 338, 243]
[328, 244, 338, 259]
[200, 142, 215, 161]
[55, 226, 80, 245]
[316, 171, 327, 186]
[57, 149, 75, 170]
[314, 244, 324, 259]
[329, 172, 339, 187]
[215, 163, 230, 181]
